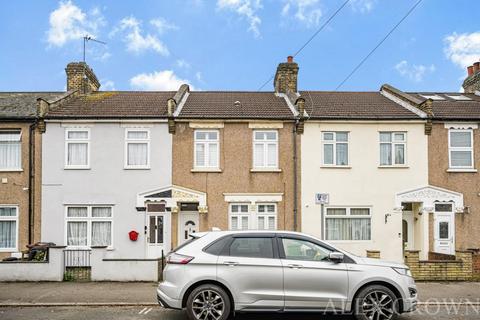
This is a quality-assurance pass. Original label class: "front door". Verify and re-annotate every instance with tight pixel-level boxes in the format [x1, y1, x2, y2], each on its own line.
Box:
[434, 203, 455, 255]
[279, 236, 348, 311]
[147, 214, 165, 258]
[402, 211, 414, 250]
[178, 211, 199, 246]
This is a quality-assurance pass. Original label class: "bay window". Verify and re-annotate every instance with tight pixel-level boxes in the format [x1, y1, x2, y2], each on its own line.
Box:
[194, 130, 219, 169]
[65, 129, 89, 169]
[125, 129, 150, 169]
[253, 130, 278, 169]
[0, 206, 18, 251]
[66, 206, 113, 247]
[325, 207, 371, 241]
[0, 130, 21, 170]
[322, 132, 348, 166]
[449, 129, 474, 169]
[379, 132, 406, 166]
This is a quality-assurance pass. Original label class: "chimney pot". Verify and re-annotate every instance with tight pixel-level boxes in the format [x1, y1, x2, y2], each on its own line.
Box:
[468, 66, 474, 77]
[474, 62, 480, 73]
[287, 56, 293, 63]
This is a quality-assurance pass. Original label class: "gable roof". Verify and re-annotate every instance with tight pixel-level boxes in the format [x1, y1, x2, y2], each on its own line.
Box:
[176, 91, 294, 119]
[0, 92, 63, 119]
[46, 91, 175, 119]
[300, 91, 421, 120]
[407, 92, 480, 120]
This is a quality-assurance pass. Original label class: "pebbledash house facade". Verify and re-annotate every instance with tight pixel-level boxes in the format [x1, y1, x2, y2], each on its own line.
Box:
[2, 57, 478, 264]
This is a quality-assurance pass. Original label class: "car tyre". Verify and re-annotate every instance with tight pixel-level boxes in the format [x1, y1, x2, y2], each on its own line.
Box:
[353, 285, 400, 320]
[186, 284, 231, 320]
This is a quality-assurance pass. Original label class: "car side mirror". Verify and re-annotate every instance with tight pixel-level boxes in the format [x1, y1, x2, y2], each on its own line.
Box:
[329, 252, 344, 263]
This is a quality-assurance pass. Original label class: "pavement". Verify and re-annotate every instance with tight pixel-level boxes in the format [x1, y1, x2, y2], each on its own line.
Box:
[0, 282, 479, 320]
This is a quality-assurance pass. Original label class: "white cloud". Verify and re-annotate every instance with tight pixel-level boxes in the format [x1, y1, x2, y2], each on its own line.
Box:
[130, 70, 195, 91]
[100, 79, 116, 91]
[176, 59, 191, 69]
[444, 31, 480, 68]
[217, 0, 262, 38]
[395, 60, 435, 82]
[150, 18, 178, 34]
[281, 0, 322, 27]
[111, 16, 169, 56]
[47, 0, 105, 47]
[195, 71, 203, 82]
[349, 0, 376, 13]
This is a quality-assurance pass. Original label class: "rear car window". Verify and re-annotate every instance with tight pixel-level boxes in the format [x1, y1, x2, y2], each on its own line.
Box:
[173, 237, 198, 252]
[204, 236, 230, 255]
[228, 237, 273, 258]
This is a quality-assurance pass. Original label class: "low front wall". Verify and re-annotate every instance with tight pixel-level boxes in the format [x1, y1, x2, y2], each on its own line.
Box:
[0, 247, 64, 281]
[90, 247, 159, 282]
[405, 250, 473, 281]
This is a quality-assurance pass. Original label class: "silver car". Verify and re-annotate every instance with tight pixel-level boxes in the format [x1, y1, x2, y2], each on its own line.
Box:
[157, 231, 417, 320]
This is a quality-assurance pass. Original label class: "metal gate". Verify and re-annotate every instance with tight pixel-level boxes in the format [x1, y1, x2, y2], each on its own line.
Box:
[63, 249, 91, 281]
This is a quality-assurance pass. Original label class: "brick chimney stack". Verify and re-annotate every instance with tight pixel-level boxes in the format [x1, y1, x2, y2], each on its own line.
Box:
[274, 56, 299, 94]
[66, 62, 100, 94]
[463, 60, 480, 93]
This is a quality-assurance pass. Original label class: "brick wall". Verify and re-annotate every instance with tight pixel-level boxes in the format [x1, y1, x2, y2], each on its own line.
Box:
[471, 252, 480, 275]
[405, 250, 473, 281]
[428, 251, 456, 261]
[366, 250, 381, 259]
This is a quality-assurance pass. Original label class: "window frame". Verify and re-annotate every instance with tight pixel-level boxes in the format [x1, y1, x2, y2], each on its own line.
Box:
[64, 128, 90, 169]
[448, 129, 474, 170]
[226, 236, 276, 259]
[256, 203, 277, 230]
[252, 130, 279, 169]
[194, 129, 220, 170]
[0, 205, 19, 251]
[228, 203, 250, 230]
[64, 205, 114, 249]
[324, 207, 372, 242]
[321, 131, 349, 167]
[124, 128, 151, 169]
[379, 131, 407, 167]
[0, 130, 22, 171]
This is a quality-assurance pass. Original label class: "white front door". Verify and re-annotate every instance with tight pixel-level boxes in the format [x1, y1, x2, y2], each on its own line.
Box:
[178, 211, 199, 246]
[147, 214, 167, 258]
[434, 203, 455, 255]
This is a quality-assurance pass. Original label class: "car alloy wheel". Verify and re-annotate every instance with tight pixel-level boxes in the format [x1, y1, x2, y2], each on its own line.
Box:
[191, 289, 225, 320]
[361, 290, 395, 320]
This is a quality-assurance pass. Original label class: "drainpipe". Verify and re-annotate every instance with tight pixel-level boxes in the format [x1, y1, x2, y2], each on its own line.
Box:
[28, 121, 36, 245]
[293, 120, 298, 231]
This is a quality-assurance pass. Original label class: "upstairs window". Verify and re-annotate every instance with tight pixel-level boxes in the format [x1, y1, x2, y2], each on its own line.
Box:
[322, 132, 348, 166]
[0, 130, 21, 170]
[253, 130, 278, 169]
[380, 132, 406, 166]
[125, 129, 150, 169]
[194, 130, 219, 169]
[65, 129, 89, 169]
[449, 129, 474, 169]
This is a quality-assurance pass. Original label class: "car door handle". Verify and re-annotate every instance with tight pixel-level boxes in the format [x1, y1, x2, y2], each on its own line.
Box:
[287, 264, 303, 269]
[223, 261, 239, 266]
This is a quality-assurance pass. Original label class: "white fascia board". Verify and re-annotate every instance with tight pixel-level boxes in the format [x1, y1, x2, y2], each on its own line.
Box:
[380, 89, 428, 119]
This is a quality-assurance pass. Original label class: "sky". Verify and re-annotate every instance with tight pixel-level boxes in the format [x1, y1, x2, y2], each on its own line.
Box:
[0, 0, 479, 93]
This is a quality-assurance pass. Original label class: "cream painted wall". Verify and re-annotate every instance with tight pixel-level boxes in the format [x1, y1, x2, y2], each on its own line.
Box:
[301, 121, 428, 262]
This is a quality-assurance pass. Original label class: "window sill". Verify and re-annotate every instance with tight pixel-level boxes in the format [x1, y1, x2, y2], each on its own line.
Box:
[378, 165, 409, 169]
[446, 168, 477, 173]
[124, 167, 151, 170]
[64, 167, 91, 170]
[191, 168, 222, 173]
[0, 248, 17, 252]
[250, 168, 282, 172]
[0, 169, 23, 172]
[320, 165, 351, 169]
[327, 240, 372, 243]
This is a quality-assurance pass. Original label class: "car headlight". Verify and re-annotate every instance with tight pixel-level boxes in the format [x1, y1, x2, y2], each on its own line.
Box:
[392, 267, 412, 277]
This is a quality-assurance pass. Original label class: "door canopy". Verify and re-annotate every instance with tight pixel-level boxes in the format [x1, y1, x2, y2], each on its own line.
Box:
[395, 185, 464, 213]
[137, 185, 207, 214]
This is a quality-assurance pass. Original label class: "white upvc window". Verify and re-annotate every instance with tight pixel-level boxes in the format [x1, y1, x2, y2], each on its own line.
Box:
[322, 132, 348, 166]
[194, 130, 219, 169]
[229, 204, 250, 230]
[0, 130, 21, 171]
[449, 129, 474, 169]
[65, 206, 113, 248]
[0, 206, 18, 251]
[379, 132, 406, 166]
[256, 203, 277, 230]
[325, 207, 371, 241]
[65, 128, 90, 169]
[125, 128, 150, 169]
[253, 130, 278, 169]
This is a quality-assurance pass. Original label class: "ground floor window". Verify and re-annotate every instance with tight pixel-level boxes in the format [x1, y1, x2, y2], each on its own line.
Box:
[325, 207, 371, 241]
[0, 206, 17, 250]
[65, 206, 113, 247]
[229, 203, 277, 230]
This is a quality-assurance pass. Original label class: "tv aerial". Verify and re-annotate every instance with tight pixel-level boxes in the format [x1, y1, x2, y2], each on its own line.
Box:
[82, 35, 107, 63]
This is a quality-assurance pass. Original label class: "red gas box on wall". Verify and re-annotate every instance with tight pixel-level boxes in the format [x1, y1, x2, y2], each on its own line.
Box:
[129, 230, 139, 241]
